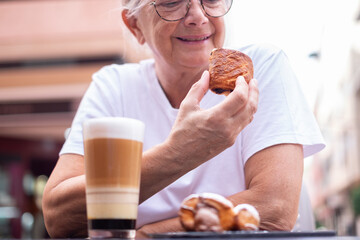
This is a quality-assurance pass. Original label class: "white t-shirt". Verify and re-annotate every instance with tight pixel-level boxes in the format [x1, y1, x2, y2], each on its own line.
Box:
[60, 44, 325, 228]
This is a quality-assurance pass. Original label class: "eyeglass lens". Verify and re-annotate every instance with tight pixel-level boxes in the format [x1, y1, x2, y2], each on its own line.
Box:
[154, 0, 232, 21]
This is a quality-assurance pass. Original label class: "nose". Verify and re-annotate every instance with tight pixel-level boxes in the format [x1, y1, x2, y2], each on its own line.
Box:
[183, 0, 209, 26]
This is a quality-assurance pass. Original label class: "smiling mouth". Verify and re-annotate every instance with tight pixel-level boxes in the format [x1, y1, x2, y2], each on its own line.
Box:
[177, 36, 211, 42]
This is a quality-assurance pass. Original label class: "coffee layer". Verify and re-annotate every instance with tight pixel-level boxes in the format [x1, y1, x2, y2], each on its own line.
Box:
[87, 202, 138, 219]
[86, 186, 139, 219]
[86, 186, 139, 204]
[89, 219, 136, 230]
[84, 138, 142, 187]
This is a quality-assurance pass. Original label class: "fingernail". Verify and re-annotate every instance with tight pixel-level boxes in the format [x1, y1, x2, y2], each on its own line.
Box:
[236, 76, 245, 84]
[202, 70, 209, 79]
[252, 78, 258, 86]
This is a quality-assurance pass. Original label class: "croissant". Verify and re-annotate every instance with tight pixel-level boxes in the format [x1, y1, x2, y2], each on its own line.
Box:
[209, 48, 254, 95]
[233, 204, 260, 231]
[179, 193, 261, 232]
[178, 193, 235, 232]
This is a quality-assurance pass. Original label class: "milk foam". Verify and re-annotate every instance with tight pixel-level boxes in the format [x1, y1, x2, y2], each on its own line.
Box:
[83, 117, 145, 142]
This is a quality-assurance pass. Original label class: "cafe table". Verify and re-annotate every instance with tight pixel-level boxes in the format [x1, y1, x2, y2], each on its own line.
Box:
[9, 235, 358, 239]
[30, 236, 360, 240]
[11, 231, 359, 240]
[143, 237, 359, 240]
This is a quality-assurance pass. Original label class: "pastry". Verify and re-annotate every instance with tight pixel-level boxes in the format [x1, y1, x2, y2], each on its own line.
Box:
[233, 204, 260, 231]
[209, 48, 254, 95]
[179, 193, 235, 232]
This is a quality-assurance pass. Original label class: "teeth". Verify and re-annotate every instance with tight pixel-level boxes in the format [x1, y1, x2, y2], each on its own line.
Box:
[179, 36, 209, 41]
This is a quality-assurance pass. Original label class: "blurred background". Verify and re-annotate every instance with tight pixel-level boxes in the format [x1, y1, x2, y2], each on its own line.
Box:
[0, 0, 359, 238]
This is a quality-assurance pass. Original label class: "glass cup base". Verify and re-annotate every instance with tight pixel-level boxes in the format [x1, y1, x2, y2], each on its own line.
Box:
[89, 229, 136, 239]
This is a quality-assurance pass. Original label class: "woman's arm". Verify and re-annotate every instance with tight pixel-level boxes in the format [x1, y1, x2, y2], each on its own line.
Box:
[42, 144, 192, 238]
[42, 139, 224, 238]
[42, 154, 87, 238]
[229, 143, 304, 231]
[136, 143, 304, 236]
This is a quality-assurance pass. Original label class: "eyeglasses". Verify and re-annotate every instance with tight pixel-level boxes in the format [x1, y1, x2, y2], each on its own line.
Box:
[150, 0, 233, 22]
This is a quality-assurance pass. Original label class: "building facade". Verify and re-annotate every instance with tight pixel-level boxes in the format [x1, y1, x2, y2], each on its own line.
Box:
[305, 0, 360, 236]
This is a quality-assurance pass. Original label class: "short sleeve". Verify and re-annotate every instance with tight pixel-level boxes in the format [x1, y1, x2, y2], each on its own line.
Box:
[240, 45, 325, 163]
[59, 65, 123, 156]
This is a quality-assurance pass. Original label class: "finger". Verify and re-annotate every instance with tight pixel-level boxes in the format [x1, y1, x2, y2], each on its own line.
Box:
[248, 78, 259, 115]
[233, 78, 259, 124]
[212, 76, 249, 116]
[182, 71, 210, 106]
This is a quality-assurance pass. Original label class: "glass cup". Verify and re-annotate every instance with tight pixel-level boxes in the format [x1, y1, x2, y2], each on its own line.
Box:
[83, 117, 145, 238]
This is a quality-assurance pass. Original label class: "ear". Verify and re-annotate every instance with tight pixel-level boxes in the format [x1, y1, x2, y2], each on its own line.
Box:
[122, 9, 146, 45]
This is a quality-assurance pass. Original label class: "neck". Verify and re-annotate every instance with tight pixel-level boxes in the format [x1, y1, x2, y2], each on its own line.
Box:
[154, 60, 207, 109]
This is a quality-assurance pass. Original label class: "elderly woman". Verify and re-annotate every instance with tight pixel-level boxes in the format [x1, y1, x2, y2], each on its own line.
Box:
[42, 0, 324, 238]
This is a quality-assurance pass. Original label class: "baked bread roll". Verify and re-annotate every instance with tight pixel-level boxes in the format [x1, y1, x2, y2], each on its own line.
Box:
[179, 193, 235, 232]
[209, 48, 254, 95]
[233, 204, 260, 231]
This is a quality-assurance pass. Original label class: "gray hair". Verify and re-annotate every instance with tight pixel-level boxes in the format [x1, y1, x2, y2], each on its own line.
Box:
[122, 0, 150, 17]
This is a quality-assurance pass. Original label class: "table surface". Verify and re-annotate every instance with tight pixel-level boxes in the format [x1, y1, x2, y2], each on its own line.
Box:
[4, 237, 356, 240]
[141, 237, 359, 240]
[5, 231, 358, 240]
[145, 230, 352, 239]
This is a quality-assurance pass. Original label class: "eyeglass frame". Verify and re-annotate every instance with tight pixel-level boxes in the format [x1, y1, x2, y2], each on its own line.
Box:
[149, 0, 233, 22]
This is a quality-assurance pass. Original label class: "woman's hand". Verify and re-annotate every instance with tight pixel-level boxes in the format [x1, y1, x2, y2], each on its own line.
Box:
[139, 71, 258, 203]
[168, 70, 259, 168]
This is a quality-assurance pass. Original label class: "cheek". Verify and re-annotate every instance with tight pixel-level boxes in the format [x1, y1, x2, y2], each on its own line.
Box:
[139, 11, 168, 45]
[214, 21, 226, 47]
[152, 24, 177, 50]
